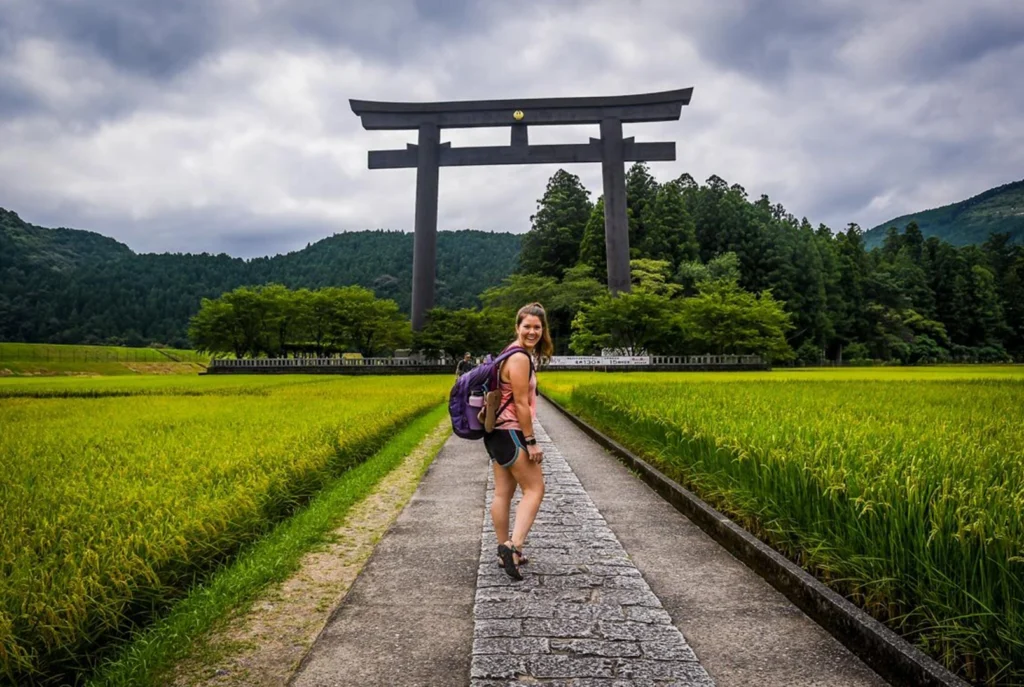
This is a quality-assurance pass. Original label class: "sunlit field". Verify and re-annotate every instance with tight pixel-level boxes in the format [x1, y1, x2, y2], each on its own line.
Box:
[0, 373, 326, 398]
[0, 374, 449, 684]
[542, 365, 1024, 684]
[0, 343, 209, 377]
[0, 343, 206, 363]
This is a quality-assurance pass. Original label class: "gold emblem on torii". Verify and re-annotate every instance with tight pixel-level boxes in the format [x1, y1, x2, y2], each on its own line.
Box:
[513, 110, 524, 120]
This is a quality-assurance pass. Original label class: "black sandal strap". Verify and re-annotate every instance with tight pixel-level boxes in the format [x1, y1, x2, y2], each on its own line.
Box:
[497, 543, 523, 581]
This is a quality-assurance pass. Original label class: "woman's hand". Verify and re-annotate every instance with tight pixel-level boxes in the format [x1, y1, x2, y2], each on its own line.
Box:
[527, 442, 544, 462]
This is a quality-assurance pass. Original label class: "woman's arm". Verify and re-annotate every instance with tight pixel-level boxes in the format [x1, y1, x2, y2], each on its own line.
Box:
[507, 354, 542, 461]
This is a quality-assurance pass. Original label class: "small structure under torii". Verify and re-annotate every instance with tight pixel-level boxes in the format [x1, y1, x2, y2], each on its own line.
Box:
[349, 87, 693, 330]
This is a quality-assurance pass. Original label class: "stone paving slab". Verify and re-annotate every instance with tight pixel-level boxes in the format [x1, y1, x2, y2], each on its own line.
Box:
[470, 420, 715, 686]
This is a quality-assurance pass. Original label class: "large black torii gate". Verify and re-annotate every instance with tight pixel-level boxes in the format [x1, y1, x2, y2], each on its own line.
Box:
[349, 87, 693, 330]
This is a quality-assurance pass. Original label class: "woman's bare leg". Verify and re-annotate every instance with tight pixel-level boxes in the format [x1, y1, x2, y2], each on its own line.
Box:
[508, 453, 545, 549]
[490, 459, 518, 547]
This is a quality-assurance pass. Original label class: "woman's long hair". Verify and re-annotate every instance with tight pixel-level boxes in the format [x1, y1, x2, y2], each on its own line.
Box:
[515, 302, 554, 364]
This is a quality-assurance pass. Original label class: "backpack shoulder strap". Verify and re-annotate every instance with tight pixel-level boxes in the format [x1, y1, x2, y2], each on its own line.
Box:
[496, 346, 534, 378]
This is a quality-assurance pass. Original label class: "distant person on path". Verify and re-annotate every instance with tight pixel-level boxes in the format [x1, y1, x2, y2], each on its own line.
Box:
[455, 352, 475, 378]
[485, 302, 553, 580]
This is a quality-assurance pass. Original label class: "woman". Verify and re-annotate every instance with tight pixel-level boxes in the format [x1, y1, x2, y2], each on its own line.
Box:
[484, 302, 553, 581]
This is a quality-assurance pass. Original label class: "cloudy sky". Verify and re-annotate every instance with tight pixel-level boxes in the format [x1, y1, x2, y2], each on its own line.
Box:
[1, 0, 1022, 258]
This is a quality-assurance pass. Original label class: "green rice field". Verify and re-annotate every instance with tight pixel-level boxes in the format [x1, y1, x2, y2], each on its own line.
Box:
[542, 366, 1024, 684]
[4, 364, 1022, 685]
[0, 374, 449, 685]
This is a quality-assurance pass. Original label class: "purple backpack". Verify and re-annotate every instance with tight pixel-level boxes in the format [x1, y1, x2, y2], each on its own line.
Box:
[448, 346, 532, 440]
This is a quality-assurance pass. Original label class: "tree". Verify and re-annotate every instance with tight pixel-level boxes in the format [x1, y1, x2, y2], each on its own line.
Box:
[479, 272, 561, 344]
[890, 247, 935, 318]
[832, 224, 871, 358]
[814, 223, 846, 361]
[676, 278, 794, 361]
[260, 283, 296, 356]
[293, 288, 336, 357]
[625, 163, 660, 252]
[578, 197, 607, 282]
[639, 178, 699, 270]
[413, 308, 475, 359]
[982, 232, 1024, 356]
[188, 298, 244, 358]
[948, 257, 1009, 347]
[630, 258, 681, 297]
[479, 266, 604, 354]
[187, 284, 409, 358]
[328, 285, 409, 356]
[413, 307, 512, 358]
[221, 285, 274, 357]
[676, 252, 741, 296]
[570, 290, 678, 355]
[518, 170, 593, 279]
[763, 217, 830, 350]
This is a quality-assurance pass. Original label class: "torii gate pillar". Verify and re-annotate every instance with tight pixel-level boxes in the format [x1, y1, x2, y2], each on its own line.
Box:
[350, 88, 693, 330]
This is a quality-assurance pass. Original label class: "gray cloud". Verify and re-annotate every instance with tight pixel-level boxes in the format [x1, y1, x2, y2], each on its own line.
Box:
[685, 0, 862, 82]
[0, 0, 1022, 257]
[270, 0, 488, 62]
[0, 73, 39, 118]
[866, 2, 1024, 81]
[0, 0, 224, 79]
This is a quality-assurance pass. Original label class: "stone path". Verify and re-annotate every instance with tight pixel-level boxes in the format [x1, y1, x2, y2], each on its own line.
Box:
[470, 420, 715, 686]
[290, 403, 884, 686]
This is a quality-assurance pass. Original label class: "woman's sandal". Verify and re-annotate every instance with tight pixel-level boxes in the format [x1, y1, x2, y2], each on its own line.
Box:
[497, 541, 523, 581]
[495, 551, 528, 567]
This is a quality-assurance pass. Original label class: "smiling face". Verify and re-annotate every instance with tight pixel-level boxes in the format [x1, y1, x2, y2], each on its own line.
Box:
[517, 314, 543, 350]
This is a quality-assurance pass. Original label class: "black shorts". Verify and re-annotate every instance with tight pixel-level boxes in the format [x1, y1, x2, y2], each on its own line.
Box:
[484, 428, 527, 468]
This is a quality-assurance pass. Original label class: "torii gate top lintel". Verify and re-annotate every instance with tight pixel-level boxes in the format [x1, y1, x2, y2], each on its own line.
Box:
[348, 87, 693, 129]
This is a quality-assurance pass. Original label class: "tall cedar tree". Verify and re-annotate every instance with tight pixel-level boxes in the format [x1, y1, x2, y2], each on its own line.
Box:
[517, 170, 593, 280]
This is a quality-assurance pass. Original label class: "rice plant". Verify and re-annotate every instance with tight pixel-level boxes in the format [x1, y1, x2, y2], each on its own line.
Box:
[546, 369, 1024, 684]
[0, 375, 448, 684]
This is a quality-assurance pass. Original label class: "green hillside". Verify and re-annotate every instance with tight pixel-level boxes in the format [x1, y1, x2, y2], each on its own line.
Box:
[0, 208, 521, 347]
[865, 178, 1024, 247]
[0, 208, 133, 270]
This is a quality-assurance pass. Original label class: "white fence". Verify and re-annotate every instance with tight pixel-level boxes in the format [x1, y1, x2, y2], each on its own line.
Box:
[209, 357, 447, 368]
[547, 356, 651, 367]
[545, 355, 762, 367]
[209, 354, 764, 370]
[651, 354, 764, 366]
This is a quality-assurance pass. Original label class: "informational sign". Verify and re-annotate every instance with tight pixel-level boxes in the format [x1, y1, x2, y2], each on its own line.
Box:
[548, 356, 650, 367]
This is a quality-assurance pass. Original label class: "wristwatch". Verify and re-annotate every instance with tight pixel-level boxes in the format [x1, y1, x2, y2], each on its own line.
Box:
[524, 437, 537, 446]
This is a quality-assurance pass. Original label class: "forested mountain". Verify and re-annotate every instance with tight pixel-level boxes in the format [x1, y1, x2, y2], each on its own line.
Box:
[865, 178, 1024, 248]
[0, 208, 520, 347]
[1, 207, 133, 270]
[255, 229, 520, 311]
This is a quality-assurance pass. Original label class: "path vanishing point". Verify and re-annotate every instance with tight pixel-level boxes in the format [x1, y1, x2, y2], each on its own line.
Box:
[289, 398, 888, 686]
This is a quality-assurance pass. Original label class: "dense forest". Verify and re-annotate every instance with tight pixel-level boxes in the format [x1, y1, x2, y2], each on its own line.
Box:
[3, 165, 1023, 363]
[499, 166, 1024, 363]
[0, 207, 520, 348]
